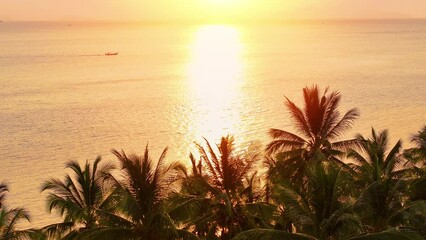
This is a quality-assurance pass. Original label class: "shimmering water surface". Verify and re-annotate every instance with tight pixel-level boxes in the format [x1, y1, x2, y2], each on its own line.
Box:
[0, 20, 425, 227]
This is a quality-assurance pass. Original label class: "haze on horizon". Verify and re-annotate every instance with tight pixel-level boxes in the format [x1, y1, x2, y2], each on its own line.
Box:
[1, 0, 426, 22]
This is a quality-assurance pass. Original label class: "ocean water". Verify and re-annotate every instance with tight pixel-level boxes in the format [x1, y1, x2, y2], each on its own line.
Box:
[0, 20, 425, 227]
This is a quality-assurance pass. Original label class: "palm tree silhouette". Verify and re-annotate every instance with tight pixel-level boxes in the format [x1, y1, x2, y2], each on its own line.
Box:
[0, 207, 31, 240]
[266, 85, 359, 183]
[404, 126, 426, 168]
[80, 145, 195, 240]
[274, 162, 360, 239]
[0, 183, 33, 240]
[171, 136, 259, 240]
[0, 183, 8, 209]
[348, 129, 409, 232]
[41, 156, 116, 239]
[348, 128, 405, 184]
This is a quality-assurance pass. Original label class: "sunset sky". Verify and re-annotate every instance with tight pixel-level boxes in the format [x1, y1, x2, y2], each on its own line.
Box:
[1, 0, 426, 22]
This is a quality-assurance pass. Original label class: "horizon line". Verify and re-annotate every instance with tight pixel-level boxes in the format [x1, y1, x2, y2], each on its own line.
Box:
[2, 17, 426, 24]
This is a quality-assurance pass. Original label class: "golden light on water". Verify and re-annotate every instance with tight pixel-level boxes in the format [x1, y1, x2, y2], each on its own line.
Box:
[189, 25, 242, 93]
[187, 25, 245, 142]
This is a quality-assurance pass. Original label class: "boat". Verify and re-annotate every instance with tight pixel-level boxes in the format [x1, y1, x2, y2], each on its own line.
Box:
[105, 52, 118, 56]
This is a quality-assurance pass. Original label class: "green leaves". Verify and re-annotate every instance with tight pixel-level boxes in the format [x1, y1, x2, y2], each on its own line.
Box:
[0, 183, 8, 208]
[40, 156, 118, 237]
[266, 86, 360, 186]
[0, 207, 31, 240]
[2, 87, 424, 240]
[232, 229, 317, 240]
[348, 229, 424, 240]
[106, 146, 185, 240]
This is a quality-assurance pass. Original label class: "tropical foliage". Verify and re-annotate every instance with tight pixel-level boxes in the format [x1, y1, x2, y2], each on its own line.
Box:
[39, 156, 117, 239]
[1, 86, 425, 240]
[79, 146, 195, 240]
[266, 86, 360, 184]
[0, 183, 33, 240]
[169, 136, 260, 239]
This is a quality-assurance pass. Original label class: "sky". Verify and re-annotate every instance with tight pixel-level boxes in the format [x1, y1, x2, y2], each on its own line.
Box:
[1, 0, 426, 22]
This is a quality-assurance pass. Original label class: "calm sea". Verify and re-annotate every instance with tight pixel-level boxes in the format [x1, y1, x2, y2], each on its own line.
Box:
[0, 20, 425, 227]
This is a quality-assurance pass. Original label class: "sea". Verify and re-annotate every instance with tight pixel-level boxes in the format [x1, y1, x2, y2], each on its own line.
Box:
[0, 20, 425, 227]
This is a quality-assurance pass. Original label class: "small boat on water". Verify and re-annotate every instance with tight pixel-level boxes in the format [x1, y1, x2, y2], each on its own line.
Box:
[105, 52, 118, 56]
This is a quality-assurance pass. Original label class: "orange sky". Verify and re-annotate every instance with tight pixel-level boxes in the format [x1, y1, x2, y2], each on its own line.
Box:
[1, 0, 425, 21]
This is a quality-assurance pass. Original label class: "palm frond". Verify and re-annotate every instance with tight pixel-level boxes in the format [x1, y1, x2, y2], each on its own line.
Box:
[285, 97, 313, 139]
[232, 229, 317, 240]
[79, 227, 136, 240]
[348, 229, 423, 240]
[273, 184, 313, 226]
[1, 207, 31, 240]
[327, 108, 360, 140]
[332, 139, 362, 151]
[0, 183, 8, 208]
[38, 221, 75, 239]
[176, 228, 200, 240]
[268, 129, 306, 143]
[265, 140, 305, 154]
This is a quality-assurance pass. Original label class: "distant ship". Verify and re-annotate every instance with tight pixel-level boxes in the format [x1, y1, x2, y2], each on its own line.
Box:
[105, 52, 118, 56]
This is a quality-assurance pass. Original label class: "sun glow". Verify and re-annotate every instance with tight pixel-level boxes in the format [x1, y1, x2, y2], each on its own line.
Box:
[205, 0, 242, 7]
[187, 25, 245, 142]
[197, 0, 254, 22]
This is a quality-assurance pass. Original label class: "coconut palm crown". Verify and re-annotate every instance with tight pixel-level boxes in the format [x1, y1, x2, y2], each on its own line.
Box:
[79, 145, 194, 240]
[266, 85, 360, 182]
[347, 128, 405, 184]
[404, 125, 426, 169]
[169, 136, 260, 240]
[41, 156, 116, 238]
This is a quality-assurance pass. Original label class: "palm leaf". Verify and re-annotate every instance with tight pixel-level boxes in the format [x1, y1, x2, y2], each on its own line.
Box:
[231, 229, 317, 240]
[268, 129, 306, 143]
[285, 97, 313, 139]
[327, 108, 360, 140]
[348, 229, 423, 240]
[38, 222, 75, 239]
[266, 140, 305, 154]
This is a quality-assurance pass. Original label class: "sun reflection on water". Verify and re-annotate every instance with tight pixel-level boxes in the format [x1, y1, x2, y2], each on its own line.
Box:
[187, 25, 245, 144]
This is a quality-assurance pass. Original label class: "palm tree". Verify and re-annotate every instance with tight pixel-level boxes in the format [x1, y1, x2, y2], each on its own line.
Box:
[232, 160, 423, 240]
[347, 128, 405, 185]
[230, 161, 362, 240]
[41, 156, 117, 239]
[347, 129, 409, 232]
[0, 207, 32, 240]
[198, 136, 257, 201]
[404, 125, 426, 166]
[403, 126, 426, 238]
[274, 162, 360, 240]
[354, 177, 407, 233]
[167, 152, 212, 237]
[0, 183, 33, 240]
[232, 228, 424, 240]
[266, 85, 359, 183]
[170, 136, 259, 240]
[0, 182, 8, 209]
[80, 145, 195, 240]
